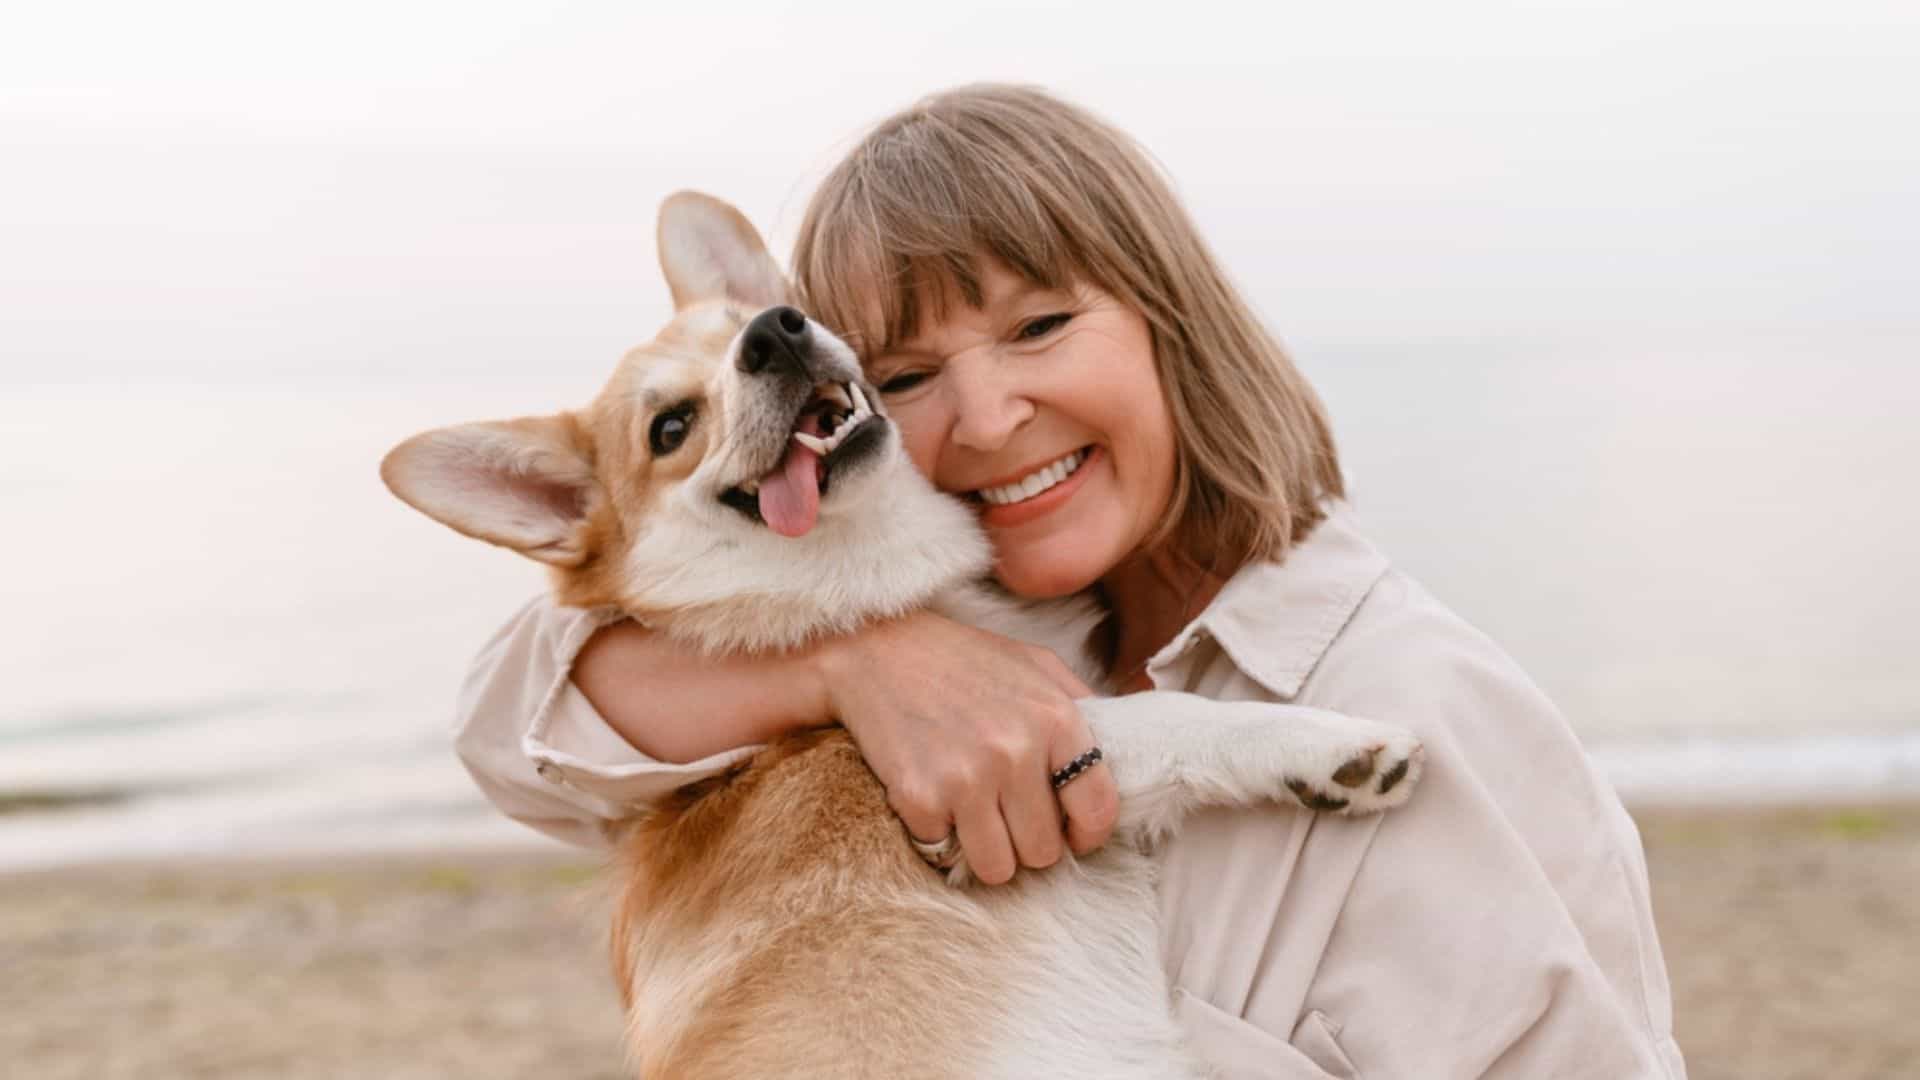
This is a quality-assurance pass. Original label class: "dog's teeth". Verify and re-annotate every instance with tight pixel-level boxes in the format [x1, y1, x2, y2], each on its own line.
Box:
[848, 383, 870, 418]
[821, 384, 851, 410]
[793, 432, 830, 454]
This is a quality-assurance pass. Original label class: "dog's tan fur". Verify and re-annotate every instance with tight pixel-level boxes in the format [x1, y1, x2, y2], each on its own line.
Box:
[383, 192, 1421, 1078]
[608, 729, 1018, 1077]
[477, 305, 752, 611]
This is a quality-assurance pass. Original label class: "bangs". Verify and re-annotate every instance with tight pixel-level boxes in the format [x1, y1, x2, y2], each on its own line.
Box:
[794, 116, 1096, 356]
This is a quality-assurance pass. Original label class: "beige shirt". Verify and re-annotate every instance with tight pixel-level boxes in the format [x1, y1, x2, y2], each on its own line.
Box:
[454, 508, 1686, 1079]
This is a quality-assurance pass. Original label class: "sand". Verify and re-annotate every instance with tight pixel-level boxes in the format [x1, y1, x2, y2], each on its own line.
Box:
[3, 804, 1916, 1079]
[1636, 803, 1920, 1080]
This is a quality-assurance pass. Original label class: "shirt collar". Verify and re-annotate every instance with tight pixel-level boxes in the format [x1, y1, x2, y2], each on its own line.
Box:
[1144, 503, 1389, 700]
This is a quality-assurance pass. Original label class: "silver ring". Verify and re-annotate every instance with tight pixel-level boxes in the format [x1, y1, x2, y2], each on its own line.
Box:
[908, 828, 961, 869]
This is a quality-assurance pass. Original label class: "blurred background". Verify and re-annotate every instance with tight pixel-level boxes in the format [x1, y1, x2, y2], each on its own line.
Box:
[3, 1, 1915, 1077]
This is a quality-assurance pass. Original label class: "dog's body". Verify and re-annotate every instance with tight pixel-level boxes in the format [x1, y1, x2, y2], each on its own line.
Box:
[384, 192, 1421, 1078]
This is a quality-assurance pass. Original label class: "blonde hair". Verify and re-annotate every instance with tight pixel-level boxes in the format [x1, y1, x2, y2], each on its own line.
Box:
[792, 83, 1343, 568]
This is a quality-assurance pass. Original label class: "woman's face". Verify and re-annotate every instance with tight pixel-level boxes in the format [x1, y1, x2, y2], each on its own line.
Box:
[865, 260, 1178, 598]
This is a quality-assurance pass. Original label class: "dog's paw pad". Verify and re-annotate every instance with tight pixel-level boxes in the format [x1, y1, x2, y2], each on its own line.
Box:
[1331, 746, 1380, 788]
[1286, 778, 1351, 813]
[1322, 738, 1424, 815]
[1376, 755, 1412, 795]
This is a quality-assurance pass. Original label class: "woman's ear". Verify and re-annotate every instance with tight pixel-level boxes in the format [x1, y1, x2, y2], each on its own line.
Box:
[656, 190, 790, 311]
[380, 413, 598, 567]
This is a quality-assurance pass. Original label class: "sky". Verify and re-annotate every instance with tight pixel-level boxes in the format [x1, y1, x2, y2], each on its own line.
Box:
[1, 1, 1917, 773]
[3, 0, 1916, 383]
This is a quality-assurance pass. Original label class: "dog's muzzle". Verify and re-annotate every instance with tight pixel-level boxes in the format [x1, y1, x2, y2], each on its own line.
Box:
[719, 306, 888, 538]
[737, 306, 814, 379]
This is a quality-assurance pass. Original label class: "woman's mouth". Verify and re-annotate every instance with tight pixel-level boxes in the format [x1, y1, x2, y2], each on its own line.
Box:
[974, 448, 1089, 506]
[969, 446, 1099, 528]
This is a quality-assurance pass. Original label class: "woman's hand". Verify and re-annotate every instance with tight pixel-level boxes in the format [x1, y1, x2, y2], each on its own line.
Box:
[813, 611, 1121, 885]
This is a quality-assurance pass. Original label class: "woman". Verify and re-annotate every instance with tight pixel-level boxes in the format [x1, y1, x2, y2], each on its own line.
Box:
[457, 84, 1685, 1078]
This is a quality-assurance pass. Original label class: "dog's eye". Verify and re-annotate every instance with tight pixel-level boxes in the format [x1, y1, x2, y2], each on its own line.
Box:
[649, 406, 695, 456]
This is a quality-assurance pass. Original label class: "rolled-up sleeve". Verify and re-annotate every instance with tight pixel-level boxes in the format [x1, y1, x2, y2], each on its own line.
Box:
[453, 595, 762, 848]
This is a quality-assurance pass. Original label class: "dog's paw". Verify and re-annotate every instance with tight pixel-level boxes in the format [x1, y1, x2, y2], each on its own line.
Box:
[1286, 733, 1424, 815]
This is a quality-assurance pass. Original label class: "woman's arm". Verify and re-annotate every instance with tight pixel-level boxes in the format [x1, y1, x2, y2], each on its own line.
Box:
[468, 597, 1119, 884]
[571, 610, 1117, 884]
[571, 618, 833, 764]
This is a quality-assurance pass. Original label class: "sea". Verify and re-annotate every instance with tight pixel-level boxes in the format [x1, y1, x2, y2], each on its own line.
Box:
[3, 334, 1917, 870]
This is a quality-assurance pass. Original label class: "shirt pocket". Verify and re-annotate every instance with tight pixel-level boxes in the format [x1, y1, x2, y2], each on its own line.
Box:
[1173, 990, 1357, 1080]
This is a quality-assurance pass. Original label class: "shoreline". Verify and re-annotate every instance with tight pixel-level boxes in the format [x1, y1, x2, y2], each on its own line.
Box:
[7, 797, 1917, 876]
[9, 728, 1920, 874]
[4, 804, 1916, 1079]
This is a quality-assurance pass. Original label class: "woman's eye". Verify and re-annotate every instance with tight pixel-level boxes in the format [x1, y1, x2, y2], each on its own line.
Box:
[1016, 313, 1072, 340]
[877, 371, 930, 395]
[649, 406, 695, 455]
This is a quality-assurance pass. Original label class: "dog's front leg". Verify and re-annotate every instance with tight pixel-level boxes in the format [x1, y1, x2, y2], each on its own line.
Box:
[1077, 693, 1423, 846]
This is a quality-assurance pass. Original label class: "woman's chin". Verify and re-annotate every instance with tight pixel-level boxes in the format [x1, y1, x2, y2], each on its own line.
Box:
[991, 556, 1104, 601]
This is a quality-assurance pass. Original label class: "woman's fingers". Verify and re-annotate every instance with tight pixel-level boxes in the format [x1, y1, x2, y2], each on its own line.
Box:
[1058, 760, 1120, 855]
[1002, 763, 1068, 872]
[954, 792, 1019, 885]
[887, 784, 955, 856]
[1048, 690, 1119, 856]
[820, 613, 1117, 883]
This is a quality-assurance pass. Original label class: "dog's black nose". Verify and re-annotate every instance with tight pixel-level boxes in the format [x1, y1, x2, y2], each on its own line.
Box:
[738, 306, 811, 377]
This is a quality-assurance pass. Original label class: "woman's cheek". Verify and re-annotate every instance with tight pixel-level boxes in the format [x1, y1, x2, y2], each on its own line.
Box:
[889, 401, 944, 478]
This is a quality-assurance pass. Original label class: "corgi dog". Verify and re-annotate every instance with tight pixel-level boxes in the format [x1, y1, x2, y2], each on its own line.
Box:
[382, 192, 1422, 1079]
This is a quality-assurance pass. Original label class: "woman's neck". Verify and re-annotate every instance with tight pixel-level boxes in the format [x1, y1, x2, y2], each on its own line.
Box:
[1098, 545, 1230, 689]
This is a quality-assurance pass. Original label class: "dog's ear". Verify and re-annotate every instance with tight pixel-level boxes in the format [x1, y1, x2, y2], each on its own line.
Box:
[380, 414, 598, 568]
[657, 191, 789, 311]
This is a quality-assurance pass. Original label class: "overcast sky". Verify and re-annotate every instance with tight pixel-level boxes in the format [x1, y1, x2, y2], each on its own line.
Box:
[3, 0, 1916, 383]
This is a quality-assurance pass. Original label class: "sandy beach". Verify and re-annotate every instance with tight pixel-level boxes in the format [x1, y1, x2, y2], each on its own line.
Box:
[4, 803, 1915, 1080]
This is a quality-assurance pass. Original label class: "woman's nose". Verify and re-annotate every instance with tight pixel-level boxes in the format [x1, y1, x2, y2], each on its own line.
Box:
[944, 349, 1034, 452]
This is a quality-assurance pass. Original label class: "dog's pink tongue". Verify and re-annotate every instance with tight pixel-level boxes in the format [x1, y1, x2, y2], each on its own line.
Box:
[758, 441, 821, 538]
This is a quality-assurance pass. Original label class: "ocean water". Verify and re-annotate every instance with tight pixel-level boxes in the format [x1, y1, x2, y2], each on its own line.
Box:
[3, 335, 1917, 869]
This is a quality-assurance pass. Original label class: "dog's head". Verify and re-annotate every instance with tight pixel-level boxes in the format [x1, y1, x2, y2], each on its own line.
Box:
[380, 192, 962, 640]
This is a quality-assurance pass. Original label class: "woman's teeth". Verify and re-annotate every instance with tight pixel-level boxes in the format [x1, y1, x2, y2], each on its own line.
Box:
[791, 383, 873, 456]
[976, 449, 1087, 506]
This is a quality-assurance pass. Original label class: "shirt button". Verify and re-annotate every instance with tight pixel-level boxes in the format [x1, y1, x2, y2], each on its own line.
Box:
[535, 760, 565, 784]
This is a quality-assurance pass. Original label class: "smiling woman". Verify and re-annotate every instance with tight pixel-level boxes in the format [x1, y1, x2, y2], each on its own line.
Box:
[451, 84, 1686, 1078]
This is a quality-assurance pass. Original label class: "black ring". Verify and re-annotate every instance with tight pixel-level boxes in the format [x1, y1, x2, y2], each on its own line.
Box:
[1050, 746, 1104, 790]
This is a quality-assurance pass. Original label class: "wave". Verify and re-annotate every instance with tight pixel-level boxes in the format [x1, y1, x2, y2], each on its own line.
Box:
[1591, 731, 1920, 806]
[4, 729, 1917, 872]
